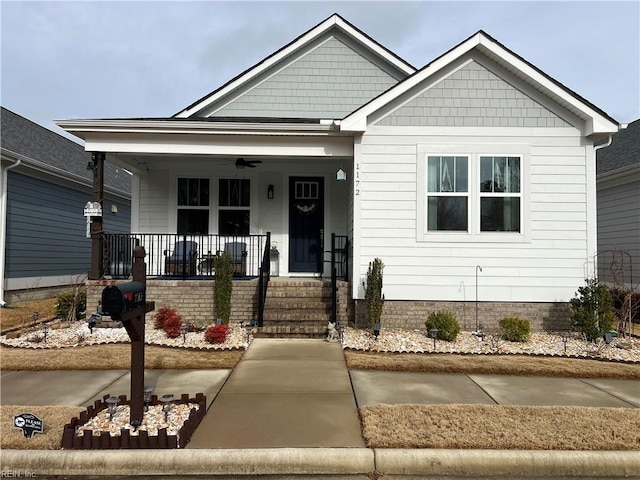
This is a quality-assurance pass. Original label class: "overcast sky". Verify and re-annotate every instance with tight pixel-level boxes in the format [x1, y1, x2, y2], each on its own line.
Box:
[1, 1, 638, 144]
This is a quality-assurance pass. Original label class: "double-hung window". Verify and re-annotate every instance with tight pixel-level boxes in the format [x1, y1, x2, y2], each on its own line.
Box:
[177, 178, 209, 234]
[219, 179, 250, 235]
[419, 146, 526, 241]
[480, 156, 521, 232]
[427, 156, 468, 231]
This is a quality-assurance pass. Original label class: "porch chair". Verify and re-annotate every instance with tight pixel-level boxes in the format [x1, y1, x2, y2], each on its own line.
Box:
[224, 241, 247, 277]
[164, 241, 198, 276]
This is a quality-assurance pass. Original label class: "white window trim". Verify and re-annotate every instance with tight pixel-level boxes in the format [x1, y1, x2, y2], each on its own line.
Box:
[417, 144, 531, 243]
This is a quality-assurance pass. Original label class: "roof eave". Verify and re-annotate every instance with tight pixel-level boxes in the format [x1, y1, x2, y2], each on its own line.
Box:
[55, 118, 341, 139]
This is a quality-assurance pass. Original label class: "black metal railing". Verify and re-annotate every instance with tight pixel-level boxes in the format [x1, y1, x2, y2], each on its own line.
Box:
[256, 232, 271, 327]
[330, 234, 350, 323]
[102, 233, 269, 280]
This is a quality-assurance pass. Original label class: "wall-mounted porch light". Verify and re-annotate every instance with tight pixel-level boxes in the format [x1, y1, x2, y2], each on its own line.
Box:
[267, 184, 274, 200]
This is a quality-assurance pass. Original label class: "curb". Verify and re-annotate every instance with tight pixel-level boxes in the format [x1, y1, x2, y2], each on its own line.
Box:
[0, 448, 374, 476]
[2, 448, 639, 477]
[375, 449, 640, 478]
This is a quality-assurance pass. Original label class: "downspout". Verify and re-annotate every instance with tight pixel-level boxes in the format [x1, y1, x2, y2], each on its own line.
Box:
[590, 133, 615, 281]
[0, 158, 22, 306]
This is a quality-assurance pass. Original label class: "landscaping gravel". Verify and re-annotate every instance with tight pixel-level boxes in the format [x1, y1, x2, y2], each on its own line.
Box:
[1, 319, 638, 363]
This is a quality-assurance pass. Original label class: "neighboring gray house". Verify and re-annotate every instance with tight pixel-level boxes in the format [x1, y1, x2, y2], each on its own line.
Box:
[596, 118, 640, 289]
[0, 107, 131, 303]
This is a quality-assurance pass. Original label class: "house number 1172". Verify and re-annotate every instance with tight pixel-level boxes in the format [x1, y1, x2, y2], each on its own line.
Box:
[355, 163, 360, 195]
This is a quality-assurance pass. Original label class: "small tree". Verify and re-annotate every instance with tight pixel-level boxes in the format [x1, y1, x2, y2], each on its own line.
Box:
[570, 278, 616, 342]
[365, 258, 385, 328]
[214, 251, 234, 324]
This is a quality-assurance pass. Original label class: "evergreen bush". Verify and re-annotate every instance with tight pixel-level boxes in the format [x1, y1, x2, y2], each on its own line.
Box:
[570, 278, 616, 341]
[425, 310, 460, 341]
[365, 258, 385, 328]
[499, 317, 531, 342]
[214, 251, 234, 324]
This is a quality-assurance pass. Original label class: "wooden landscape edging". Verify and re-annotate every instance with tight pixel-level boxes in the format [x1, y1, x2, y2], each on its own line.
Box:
[61, 393, 207, 449]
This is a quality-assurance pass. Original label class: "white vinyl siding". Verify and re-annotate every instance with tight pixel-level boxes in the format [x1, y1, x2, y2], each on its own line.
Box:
[354, 126, 589, 303]
[137, 171, 170, 232]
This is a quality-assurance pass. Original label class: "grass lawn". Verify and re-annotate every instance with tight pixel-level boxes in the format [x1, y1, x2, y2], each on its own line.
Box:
[0, 297, 58, 332]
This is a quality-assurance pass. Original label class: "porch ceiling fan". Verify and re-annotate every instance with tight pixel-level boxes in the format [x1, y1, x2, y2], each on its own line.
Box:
[235, 157, 262, 169]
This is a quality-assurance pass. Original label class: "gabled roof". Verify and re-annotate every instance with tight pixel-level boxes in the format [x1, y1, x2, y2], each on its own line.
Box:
[597, 118, 640, 175]
[174, 13, 416, 118]
[1, 107, 130, 195]
[341, 30, 619, 137]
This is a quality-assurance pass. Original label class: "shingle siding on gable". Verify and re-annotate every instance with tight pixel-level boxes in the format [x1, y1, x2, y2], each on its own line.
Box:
[209, 36, 399, 119]
[375, 61, 570, 127]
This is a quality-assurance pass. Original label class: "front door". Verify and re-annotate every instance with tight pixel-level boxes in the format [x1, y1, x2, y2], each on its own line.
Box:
[289, 176, 324, 273]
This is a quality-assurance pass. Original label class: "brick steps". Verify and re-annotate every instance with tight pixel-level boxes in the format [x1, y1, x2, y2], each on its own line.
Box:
[262, 281, 333, 337]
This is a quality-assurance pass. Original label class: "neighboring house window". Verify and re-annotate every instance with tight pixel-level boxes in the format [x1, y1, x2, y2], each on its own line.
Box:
[177, 178, 209, 234]
[427, 156, 468, 231]
[219, 179, 250, 235]
[480, 156, 521, 232]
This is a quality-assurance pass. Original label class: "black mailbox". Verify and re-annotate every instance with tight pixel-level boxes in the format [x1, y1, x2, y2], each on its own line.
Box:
[101, 281, 146, 315]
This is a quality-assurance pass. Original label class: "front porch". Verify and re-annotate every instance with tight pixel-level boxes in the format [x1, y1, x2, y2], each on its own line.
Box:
[89, 232, 352, 333]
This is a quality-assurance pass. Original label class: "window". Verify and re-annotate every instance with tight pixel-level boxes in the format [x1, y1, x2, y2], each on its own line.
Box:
[480, 156, 521, 232]
[219, 179, 250, 235]
[427, 156, 468, 231]
[177, 178, 209, 234]
[418, 146, 527, 242]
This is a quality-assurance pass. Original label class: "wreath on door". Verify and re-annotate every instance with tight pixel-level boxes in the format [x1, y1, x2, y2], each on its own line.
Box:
[294, 201, 318, 215]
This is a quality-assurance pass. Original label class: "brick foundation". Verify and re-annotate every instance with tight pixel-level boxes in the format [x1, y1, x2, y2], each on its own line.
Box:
[354, 300, 571, 332]
[87, 280, 570, 332]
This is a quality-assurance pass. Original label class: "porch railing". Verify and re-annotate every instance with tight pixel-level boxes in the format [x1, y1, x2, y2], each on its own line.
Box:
[102, 233, 269, 280]
[256, 232, 271, 327]
[331, 234, 350, 324]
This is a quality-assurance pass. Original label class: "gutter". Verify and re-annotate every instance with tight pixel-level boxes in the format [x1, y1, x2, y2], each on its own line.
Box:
[0, 157, 22, 306]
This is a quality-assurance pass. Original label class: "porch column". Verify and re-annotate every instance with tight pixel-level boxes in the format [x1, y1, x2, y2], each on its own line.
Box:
[88, 152, 105, 280]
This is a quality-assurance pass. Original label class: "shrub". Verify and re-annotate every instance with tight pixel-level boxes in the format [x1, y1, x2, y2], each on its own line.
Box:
[425, 310, 460, 342]
[214, 251, 234, 324]
[163, 313, 183, 339]
[500, 317, 531, 342]
[365, 258, 385, 328]
[205, 324, 229, 344]
[154, 306, 178, 330]
[570, 278, 616, 342]
[56, 289, 86, 321]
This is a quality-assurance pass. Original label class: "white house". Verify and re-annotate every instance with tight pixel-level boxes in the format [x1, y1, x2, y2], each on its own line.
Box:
[57, 14, 619, 331]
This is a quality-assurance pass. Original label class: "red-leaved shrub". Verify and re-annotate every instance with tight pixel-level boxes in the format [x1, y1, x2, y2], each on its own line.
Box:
[155, 306, 178, 330]
[163, 314, 183, 338]
[205, 324, 229, 344]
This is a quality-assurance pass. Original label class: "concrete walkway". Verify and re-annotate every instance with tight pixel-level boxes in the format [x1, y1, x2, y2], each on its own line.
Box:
[187, 338, 365, 448]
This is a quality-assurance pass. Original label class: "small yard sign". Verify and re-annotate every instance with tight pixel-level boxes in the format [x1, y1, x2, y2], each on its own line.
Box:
[13, 412, 44, 438]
